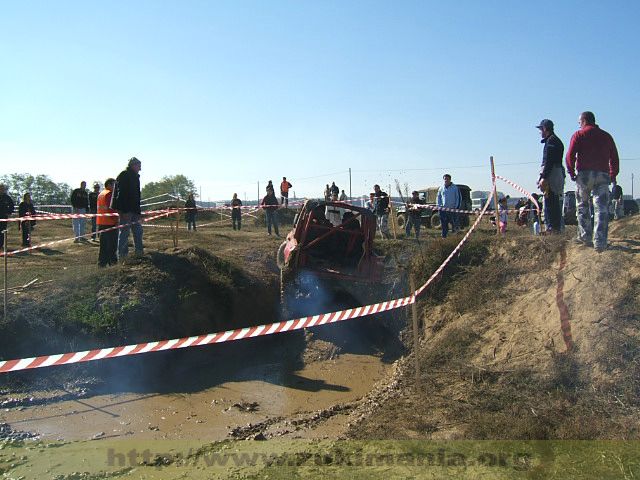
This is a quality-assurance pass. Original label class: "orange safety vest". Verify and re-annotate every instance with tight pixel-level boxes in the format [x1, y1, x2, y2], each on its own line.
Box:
[97, 190, 118, 226]
[280, 181, 291, 193]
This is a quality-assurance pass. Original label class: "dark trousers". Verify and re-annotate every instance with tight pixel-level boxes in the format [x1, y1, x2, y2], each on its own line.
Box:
[98, 226, 118, 267]
[0, 221, 6, 249]
[266, 209, 279, 236]
[439, 211, 458, 238]
[91, 215, 97, 240]
[544, 192, 562, 232]
[232, 210, 242, 230]
[20, 222, 32, 247]
[186, 214, 196, 231]
[405, 215, 421, 239]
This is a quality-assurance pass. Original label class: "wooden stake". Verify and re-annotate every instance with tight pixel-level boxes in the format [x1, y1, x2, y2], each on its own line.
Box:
[389, 184, 397, 239]
[490, 156, 501, 235]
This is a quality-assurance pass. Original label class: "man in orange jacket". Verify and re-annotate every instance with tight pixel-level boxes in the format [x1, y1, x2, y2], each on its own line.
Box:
[97, 178, 118, 267]
[280, 177, 292, 208]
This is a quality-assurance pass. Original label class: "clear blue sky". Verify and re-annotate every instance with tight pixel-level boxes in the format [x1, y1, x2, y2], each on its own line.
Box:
[2, 0, 639, 201]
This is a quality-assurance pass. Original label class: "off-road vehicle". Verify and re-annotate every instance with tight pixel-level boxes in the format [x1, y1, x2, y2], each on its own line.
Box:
[277, 199, 384, 318]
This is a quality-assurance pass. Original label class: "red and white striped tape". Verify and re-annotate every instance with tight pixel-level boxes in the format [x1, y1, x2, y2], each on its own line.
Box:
[494, 175, 541, 218]
[0, 190, 494, 373]
[0, 210, 176, 257]
[3, 209, 175, 223]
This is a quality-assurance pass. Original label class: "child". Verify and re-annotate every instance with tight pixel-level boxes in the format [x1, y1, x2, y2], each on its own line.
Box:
[498, 197, 508, 234]
[529, 193, 541, 235]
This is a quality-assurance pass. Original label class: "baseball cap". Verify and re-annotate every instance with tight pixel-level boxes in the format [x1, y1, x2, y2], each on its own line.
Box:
[535, 119, 554, 130]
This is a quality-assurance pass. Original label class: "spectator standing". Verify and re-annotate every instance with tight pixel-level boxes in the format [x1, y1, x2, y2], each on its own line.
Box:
[330, 182, 339, 198]
[405, 190, 424, 239]
[113, 157, 143, 259]
[535, 119, 565, 233]
[529, 193, 541, 235]
[339, 190, 348, 201]
[97, 178, 118, 267]
[373, 184, 390, 239]
[498, 197, 508, 234]
[0, 184, 14, 250]
[365, 193, 375, 212]
[436, 174, 461, 238]
[324, 184, 331, 201]
[566, 111, 619, 252]
[266, 180, 273, 192]
[231, 193, 242, 230]
[261, 187, 280, 236]
[280, 177, 292, 208]
[18, 193, 36, 247]
[185, 193, 197, 231]
[611, 183, 624, 220]
[70, 181, 89, 243]
[89, 183, 100, 241]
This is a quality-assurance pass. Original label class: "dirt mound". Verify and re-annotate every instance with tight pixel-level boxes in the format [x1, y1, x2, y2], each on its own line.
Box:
[349, 216, 640, 440]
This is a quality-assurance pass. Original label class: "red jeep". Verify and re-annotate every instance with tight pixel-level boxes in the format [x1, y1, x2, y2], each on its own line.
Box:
[277, 200, 384, 317]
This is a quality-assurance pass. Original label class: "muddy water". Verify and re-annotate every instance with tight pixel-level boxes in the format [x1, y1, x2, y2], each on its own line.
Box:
[1, 353, 389, 441]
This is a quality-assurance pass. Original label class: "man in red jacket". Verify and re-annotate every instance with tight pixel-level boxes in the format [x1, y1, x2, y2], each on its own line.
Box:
[566, 111, 619, 252]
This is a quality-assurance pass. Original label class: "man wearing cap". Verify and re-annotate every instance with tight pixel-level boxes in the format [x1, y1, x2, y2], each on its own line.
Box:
[566, 111, 619, 252]
[89, 182, 100, 241]
[535, 119, 565, 234]
[405, 190, 424, 239]
[113, 157, 143, 260]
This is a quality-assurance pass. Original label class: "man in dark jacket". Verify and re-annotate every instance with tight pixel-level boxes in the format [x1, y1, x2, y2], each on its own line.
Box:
[113, 157, 143, 259]
[89, 183, 100, 241]
[70, 181, 89, 242]
[261, 186, 280, 236]
[0, 184, 15, 250]
[536, 119, 565, 233]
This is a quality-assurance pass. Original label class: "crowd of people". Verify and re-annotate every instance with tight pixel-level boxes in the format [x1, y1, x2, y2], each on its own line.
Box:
[0, 110, 627, 262]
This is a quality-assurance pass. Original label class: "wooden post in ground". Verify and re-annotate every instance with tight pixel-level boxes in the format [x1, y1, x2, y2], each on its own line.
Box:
[490, 156, 501, 235]
[410, 274, 421, 390]
[3, 230, 7, 321]
[389, 183, 397, 239]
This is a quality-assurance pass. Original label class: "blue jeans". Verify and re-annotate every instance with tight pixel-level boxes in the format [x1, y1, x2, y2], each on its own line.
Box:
[72, 208, 86, 239]
[439, 211, 457, 238]
[576, 170, 610, 249]
[117, 212, 143, 259]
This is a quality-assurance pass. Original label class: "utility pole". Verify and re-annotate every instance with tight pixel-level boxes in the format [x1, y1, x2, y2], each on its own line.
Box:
[349, 168, 352, 200]
[257, 181, 260, 205]
[632, 173, 634, 198]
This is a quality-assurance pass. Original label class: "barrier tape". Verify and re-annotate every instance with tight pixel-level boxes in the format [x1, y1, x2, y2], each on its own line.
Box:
[494, 175, 541, 219]
[0, 188, 494, 373]
[0, 210, 176, 257]
[3, 209, 176, 223]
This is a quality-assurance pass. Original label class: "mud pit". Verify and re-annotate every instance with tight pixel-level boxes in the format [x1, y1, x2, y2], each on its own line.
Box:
[0, 224, 406, 443]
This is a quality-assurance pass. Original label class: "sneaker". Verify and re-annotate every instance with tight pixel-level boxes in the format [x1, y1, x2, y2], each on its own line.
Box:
[594, 244, 608, 253]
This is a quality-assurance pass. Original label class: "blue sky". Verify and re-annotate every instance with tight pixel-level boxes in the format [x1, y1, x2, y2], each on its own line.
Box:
[2, 0, 638, 201]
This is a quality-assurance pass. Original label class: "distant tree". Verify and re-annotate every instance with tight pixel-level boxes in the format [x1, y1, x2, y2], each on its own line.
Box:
[141, 175, 197, 200]
[0, 173, 71, 205]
